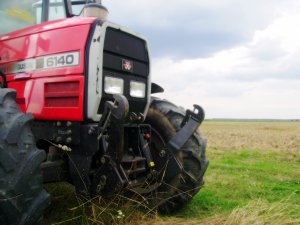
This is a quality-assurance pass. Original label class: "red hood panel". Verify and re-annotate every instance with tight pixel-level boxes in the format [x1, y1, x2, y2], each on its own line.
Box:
[0, 17, 96, 42]
[0, 17, 95, 65]
[0, 17, 96, 121]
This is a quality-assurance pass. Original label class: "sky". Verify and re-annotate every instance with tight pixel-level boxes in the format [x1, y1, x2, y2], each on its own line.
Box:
[104, 0, 300, 119]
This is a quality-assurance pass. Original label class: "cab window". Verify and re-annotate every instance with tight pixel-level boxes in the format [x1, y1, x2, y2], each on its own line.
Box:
[0, 0, 40, 35]
[48, 0, 66, 21]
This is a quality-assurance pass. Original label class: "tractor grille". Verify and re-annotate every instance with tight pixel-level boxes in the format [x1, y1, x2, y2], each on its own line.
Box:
[99, 27, 150, 115]
[104, 28, 148, 66]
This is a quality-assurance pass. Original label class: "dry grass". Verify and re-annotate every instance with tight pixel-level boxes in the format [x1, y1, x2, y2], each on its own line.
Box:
[223, 197, 300, 225]
[130, 196, 300, 225]
[201, 120, 300, 154]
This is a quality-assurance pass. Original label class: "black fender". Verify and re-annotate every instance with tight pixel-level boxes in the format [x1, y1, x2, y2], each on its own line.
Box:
[151, 82, 164, 94]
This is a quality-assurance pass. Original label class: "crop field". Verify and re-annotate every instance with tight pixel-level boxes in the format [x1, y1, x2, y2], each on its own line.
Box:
[44, 120, 300, 225]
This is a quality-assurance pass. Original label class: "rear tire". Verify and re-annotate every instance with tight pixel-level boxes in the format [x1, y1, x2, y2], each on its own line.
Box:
[0, 89, 50, 225]
[145, 98, 208, 213]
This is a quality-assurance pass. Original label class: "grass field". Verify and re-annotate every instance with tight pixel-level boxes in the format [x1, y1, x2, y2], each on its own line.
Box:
[44, 120, 300, 225]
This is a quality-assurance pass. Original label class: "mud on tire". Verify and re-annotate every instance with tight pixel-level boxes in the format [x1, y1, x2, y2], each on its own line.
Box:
[0, 89, 50, 225]
[145, 98, 208, 213]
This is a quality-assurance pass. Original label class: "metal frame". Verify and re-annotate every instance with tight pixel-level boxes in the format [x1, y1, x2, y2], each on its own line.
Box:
[41, 0, 49, 22]
[41, 0, 74, 22]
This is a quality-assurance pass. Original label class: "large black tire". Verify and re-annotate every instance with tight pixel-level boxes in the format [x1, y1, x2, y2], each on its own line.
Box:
[145, 98, 208, 213]
[0, 89, 50, 225]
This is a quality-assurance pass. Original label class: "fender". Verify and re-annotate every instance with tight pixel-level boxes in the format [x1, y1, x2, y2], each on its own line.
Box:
[151, 82, 164, 94]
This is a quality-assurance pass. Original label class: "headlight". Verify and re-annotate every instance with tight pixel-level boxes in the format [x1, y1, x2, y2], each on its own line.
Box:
[130, 81, 146, 98]
[104, 76, 124, 94]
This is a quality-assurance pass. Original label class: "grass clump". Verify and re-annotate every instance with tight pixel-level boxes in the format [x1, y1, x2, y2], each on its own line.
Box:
[223, 196, 300, 225]
[44, 184, 158, 225]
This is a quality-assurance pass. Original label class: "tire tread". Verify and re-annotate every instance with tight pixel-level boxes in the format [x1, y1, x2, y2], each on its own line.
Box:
[0, 89, 50, 225]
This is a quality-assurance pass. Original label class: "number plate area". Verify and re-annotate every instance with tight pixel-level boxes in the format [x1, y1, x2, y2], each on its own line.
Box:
[43, 52, 79, 69]
[0, 51, 80, 74]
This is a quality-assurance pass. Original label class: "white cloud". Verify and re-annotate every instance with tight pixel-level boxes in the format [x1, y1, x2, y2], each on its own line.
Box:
[151, 10, 300, 119]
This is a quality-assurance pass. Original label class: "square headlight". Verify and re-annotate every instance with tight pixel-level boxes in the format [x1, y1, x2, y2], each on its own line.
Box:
[130, 81, 146, 98]
[104, 76, 124, 95]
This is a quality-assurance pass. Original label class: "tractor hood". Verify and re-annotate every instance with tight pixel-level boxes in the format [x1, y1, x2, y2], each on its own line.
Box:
[0, 17, 96, 121]
[0, 17, 96, 41]
[0, 17, 96, 64]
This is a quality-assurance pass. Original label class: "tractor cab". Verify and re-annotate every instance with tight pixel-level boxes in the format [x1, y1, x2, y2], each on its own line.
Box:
[0, 0, 108, 35]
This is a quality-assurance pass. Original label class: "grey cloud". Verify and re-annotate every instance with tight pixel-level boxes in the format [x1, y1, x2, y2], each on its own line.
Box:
[105, 0, 292, 58]
[138, 28, 245, 58]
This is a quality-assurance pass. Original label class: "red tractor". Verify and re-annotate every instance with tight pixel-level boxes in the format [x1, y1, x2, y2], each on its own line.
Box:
[0, 1, 208, 224]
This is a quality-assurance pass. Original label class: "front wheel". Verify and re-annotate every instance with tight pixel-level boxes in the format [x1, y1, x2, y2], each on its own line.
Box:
[145, 98, 208, 213]
[0, 89, 50, 225]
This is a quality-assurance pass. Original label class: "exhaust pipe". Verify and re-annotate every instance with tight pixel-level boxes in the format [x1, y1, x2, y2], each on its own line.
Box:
[83, 0, 109, 21]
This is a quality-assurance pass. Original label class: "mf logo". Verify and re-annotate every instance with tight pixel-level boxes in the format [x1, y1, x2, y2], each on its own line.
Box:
[122, 59, 133, 72]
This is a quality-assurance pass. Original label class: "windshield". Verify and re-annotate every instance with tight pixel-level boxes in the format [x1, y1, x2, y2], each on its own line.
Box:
[0, 0, 42, 35]
[0, 0, 87, 36]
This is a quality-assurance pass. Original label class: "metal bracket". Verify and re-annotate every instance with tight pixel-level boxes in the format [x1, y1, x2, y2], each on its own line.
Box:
[92, 157, 129, 196]
[168, 104, 205, 152]
[164, 104, 205, 181]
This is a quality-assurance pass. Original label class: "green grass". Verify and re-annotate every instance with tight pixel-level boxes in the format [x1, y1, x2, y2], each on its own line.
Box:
[177, 148, 300, 221]
[44, 121, 300, 224]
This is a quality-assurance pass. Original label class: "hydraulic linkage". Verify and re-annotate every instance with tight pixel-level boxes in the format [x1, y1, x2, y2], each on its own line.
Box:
[92, 94, 130, 195]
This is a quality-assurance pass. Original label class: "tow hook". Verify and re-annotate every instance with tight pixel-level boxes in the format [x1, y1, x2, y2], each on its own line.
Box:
[164, 104, 205, 181]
